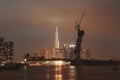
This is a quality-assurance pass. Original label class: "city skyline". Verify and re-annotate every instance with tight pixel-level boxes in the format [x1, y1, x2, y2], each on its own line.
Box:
[0, 0, 120, 62]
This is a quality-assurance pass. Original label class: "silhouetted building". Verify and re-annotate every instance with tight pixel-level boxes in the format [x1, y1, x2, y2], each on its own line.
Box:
[54, 48, 63, 58]
[4, 42, 14, 62]
[0, 37, 4, 56]
[69, 45, 76, 59]
[80, 49, 91, 60]
[63, 44, 76, 59]
[36, 48, 63, 59]
[0, 37, 5, 64]
[0, 37, 14, 64]
[63, 44, 69, 58]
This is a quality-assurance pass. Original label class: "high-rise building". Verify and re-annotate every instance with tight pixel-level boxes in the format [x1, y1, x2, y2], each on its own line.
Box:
[37, 49, 45, 57]
[55, 26, 59, 49]
[4, 42, 14, 61]
[0, 37, 14, 64]
[80, 49, 91, 60]
[63, 44, 69, 58]
[0, 37, 4, 56]
[63, 44, 76, 59]
[36, 48, 63, 59]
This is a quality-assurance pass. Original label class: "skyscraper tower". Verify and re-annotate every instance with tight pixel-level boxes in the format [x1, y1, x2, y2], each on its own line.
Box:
[55, 26, 59, 48]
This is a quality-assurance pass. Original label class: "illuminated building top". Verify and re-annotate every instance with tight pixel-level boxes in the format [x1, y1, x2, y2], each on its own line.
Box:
[55, 26, 59, 48]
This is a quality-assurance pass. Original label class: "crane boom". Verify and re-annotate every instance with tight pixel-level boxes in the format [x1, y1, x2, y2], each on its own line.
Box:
[79, 11, 85, 26]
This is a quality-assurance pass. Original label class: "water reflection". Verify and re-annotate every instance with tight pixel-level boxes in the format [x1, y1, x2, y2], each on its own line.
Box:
[46, 73, 50, 80]
[55, 66, 62, 72]
[45, 65, 81, 80]
[68, 66, 76, 80]
[1, 63, 119, 80]
[23, 68, 27, 80]
[46, 65, 63, 80]
[55, 74, 62, 80]
[54, 65, 63, 80]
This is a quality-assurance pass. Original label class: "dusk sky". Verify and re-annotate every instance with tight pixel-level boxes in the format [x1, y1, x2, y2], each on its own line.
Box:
[0, 0, 120, 62]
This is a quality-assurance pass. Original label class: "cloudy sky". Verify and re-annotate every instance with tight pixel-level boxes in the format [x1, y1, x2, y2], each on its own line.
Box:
[0, 0, 120, 61]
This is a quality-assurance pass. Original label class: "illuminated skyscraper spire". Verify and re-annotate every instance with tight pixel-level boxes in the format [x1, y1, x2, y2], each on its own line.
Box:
[55, 26, 59, 48]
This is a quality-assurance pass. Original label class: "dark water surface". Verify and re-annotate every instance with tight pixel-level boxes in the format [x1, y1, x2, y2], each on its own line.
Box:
[0, 65, 120, 80]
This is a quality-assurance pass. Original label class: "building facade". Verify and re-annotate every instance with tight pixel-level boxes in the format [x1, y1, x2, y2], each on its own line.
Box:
[0, 37, 14, 64]
[80, 49, 91, 60]
[0, 37, 4, 57]
[55, 27, 60, 49]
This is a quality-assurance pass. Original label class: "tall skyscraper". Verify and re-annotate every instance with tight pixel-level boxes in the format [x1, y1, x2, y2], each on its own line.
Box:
[55, 26, 59, 48]
[4, 42, 14, 61]
[0, 37, 14, 64]
[0, 37, 4, 56]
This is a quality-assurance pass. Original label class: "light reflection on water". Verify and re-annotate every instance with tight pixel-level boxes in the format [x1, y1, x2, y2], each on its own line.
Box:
[68, 66, 76, 79]
[55, 74, 62, 80]
[47, 65, 63, 80]
[54, 66, 63, 80]
[0, 64, 120, 80]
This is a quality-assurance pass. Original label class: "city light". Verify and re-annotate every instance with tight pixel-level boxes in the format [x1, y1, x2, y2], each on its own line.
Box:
[54, 61, 64, 65]
[69, 44, 76, 48]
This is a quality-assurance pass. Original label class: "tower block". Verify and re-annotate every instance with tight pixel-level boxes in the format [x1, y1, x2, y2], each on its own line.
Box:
[55, 26, 60, 49]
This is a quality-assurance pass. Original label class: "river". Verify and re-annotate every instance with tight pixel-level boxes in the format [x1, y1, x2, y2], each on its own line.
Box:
[0, 65, 120, 80]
